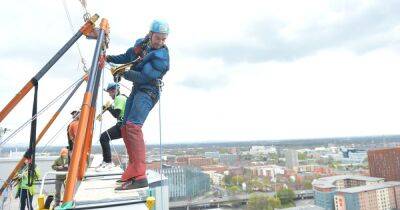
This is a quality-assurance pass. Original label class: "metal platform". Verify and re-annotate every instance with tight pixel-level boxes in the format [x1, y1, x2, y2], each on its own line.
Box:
[71, 155, 147, 209]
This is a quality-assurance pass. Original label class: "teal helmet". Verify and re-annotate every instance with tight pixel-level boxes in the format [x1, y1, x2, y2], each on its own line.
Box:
[150, 19, 169, 34]
[104, 82, 119, 92]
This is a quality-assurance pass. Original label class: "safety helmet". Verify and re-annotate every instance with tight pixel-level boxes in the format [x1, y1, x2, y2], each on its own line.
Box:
[104, 82, 119, 92]
[60, 148, 68, 156]
[150, 19, 169, 35]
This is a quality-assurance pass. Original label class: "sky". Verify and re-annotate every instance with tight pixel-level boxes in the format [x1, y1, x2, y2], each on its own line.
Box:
[1, 0, 400, 147]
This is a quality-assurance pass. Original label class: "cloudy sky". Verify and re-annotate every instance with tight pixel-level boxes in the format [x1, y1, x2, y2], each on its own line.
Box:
[1, 0, 400, 147]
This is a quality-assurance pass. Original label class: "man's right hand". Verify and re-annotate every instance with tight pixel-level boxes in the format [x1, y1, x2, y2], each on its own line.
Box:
[106, 55, 112, 63]
[110, 66, 126, 77]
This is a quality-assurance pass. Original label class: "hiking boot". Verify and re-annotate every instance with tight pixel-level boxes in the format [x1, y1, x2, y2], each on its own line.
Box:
[115, 179, 128, 186]
[115, 178, 148, 191]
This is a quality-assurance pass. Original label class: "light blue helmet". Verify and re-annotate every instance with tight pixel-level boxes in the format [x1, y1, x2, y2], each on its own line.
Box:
[150, 19, 169, 35]
[104, 82, 119, 91]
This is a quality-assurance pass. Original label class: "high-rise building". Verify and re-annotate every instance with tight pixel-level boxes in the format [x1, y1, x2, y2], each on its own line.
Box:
[219, 154, 238, 165]
[285, 149, 299, 170]
[204, 151, 220, 159]
[155, 166, 211, 201]
[368, 147, 400, 181]
[334, 181, 400, 210]
[312, 175, 384, 210]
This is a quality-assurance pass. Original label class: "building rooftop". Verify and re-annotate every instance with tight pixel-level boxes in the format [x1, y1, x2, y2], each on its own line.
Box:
[312, 175, 384, 189]
[368, 147, 400, 152]
[337, 181, 400, 193]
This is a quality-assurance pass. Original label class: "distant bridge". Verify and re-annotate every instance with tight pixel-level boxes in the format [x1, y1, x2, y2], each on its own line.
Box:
[169, 190, 314, 209]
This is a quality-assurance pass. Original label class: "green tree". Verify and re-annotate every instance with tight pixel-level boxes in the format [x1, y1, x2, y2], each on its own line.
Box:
[304, 180, 313, 189]
[247, 193, 268, 210]
[223, 175, 232, 186]
[262, 177, 271, 188]
[219, 148, 229, 154]
[228, 185, 241, 194]
[298, 152, 307, 160]
[276, 188, 295, 205]
[248, 179, 262, 192]
[247, 193, 281, 210]
[232, 175, 244, 186]
[267, 196, 281, 209]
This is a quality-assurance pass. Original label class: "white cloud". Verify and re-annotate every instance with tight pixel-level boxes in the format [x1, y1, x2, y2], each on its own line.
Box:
[1, 0, 400, 147]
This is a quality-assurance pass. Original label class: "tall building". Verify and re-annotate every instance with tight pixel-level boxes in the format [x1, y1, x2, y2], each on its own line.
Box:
[334, 181, 400, 210]
[368, 147, 400, 181]
[312, 175, 384, 210]
[285, 149, 299, 170]
[156, 166, 211, 201]
[249, 146, 277, 155]
[219, 154, 238, 165]
[205, 151, 220, 159]
[175, 156, 214, 167]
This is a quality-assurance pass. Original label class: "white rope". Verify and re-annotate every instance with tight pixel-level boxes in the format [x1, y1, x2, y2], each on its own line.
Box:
[0, 77, 84, 146]
[119, 82, 132, 92]
[40, 118, 74, 154]
[106, 131, 122, 166]
[78, 0, 88, 13]
[158, 82, 164, 209]
[61, 0, 88, 72]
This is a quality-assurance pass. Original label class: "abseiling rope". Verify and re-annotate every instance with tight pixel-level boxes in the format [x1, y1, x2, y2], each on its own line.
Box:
[158, 82, 164, 208]
[61, 0, 88, 72]
[0, 77, 84, 146]
[39, 117, 74, 154]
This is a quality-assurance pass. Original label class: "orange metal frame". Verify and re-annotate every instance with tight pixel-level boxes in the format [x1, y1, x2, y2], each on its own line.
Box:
[63, 18, 110, 204]
[0, 111, 59, 195]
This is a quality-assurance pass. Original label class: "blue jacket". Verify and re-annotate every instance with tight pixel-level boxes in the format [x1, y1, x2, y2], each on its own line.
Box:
[107, 38, 170, 94]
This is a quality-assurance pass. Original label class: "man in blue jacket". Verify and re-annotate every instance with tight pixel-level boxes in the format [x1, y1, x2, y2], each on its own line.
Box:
[106, 20, 170, 191]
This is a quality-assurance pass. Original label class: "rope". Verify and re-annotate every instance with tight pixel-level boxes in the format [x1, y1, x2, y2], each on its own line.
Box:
[98, 71, 122, 167]
[103, 65, 132, 93]
[78, 0, 90, 21]
[39, 118, 74, 154]
[61, 0, 88, 72]
[119, 83, 132, 92]
[0, 77, 84, 146]
[106, 131, 122, 166]
[158, 81, 164, 209]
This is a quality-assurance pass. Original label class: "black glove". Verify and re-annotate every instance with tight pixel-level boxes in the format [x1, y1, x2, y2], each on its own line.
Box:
[113, 74, 122, 82]
[106, 55, 112, 63]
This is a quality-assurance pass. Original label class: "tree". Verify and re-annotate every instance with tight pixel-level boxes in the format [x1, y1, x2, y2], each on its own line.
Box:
[223, 175, 232, 186]
[247, 193, 268, 210]
[304, 180, 313, 189]
[262, 177, 271, 188]
[267, 196, 281, 209]
[276, 188, 295, 205]
[298, 152, 307, 160]
[232, 175, 244, 186]
[248, 179, 262, 192]
[227, 185, 241, 194]
[247, 193, 281, 210]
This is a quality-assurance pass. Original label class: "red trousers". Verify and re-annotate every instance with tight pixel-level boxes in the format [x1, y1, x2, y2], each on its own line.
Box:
[121, 122, 146, 181]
